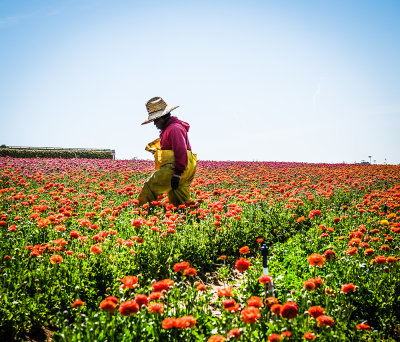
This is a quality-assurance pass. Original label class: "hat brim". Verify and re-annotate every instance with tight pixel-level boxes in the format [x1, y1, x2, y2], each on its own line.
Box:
[141, 105, 179, 125]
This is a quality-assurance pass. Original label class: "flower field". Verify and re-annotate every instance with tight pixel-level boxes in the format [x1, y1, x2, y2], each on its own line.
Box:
[0, 157, 399, 341]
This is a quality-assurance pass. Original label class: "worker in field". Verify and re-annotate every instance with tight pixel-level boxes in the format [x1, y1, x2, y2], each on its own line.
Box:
[137, 96, 197, 207]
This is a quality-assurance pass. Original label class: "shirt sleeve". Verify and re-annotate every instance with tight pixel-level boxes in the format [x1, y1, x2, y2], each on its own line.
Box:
[168, 125, 188, 175]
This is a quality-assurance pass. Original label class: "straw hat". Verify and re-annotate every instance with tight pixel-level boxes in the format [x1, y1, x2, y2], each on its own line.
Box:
[142, 96, 179, 125]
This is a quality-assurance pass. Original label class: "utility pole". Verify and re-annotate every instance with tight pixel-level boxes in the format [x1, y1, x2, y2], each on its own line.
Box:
[368, 156, 372, 164]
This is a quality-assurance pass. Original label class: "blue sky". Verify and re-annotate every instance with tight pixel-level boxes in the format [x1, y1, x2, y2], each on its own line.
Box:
[1, 0, 399, 164]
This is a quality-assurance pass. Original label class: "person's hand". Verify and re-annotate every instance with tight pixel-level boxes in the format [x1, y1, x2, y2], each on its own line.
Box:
[171, 175, 180, 190]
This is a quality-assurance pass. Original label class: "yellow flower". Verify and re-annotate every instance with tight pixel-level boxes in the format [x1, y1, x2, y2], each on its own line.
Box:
[380, 220, 389, 226]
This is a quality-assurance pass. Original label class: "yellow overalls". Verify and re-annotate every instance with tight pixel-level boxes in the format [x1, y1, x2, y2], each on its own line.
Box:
[137, 138, 197, 207]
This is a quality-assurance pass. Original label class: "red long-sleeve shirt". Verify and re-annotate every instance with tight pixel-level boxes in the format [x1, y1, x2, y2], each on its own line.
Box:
[160, 116, 192, 175]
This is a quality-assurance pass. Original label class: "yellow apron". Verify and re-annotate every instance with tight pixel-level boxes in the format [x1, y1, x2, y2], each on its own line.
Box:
[138, 139, 197, 207]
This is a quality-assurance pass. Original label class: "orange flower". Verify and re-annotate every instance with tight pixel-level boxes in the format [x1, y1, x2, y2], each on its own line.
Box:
[197, 284, 207, 291]
[346, 247, 358, 256]
[72, 299, 84, 307]
[270, 304, 282, 315]
[268, 334, 282, 342]
[50, 254, 63, 264]
[220, 255, 227, 260]
[162, 318, 177, 329]
[223, 299, 239, 313]
[148, 292, 163, 301]
[307, 253, 325, 266]
[375, 255, 386, 264]
[297, 216, 305, 223]
[316, 315, 334, 327]
[119, 300, 139, 316]
[239, 246, 250, 254]
[135, 294, 148, 307]
[148, 303, 163, 314]
[342, 283, 356, 294]
[183, 267, 197, 276]
[364, 248, 374, 256]
[227, 328, 241, 340]
[120, 276, 138, 290]
[90, 245, 102, 254]
[308, 306, 324, 318]
[240, 306, 260, 324]
[152, 279, 174, 292]
[303, 332, 316, 340]
[217, 286, 234, 297]
[99, 299, 117, 313]
[265, 297, 279, 307]
[207, 335, 226, 342]
[304, 280, 316, 291]
[247, 296, 263, 308]
[386, 256, 398, 263]
[356, 323, 371, 330]
[173, 261, 190, 272]
[175, 315, 196, 329]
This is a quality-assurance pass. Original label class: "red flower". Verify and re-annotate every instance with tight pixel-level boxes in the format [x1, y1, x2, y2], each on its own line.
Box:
[175, 315, 196, 329]
[152, 279, 174, 292]
[223, 299, 239, 312]
[197, 284, 207, 291]
[72, 299, 84, 307]
[227, 328, 241, 340]
[217, 286, 234, 297]
[304, 280, 316, 291]
[148, 303, 163, 314]
[173, 261, 190, 272]
[259, 275, 273, 284]
[235, 257, 251, 272]
[316, 315, 334, 327]
[324, 249, 336, 260]
[375, 255, 386, 264]
[135, 294, 148, 307]
[265, 297, 279, 307]
[308, 306, 324, 318]
[183, 267, 197, 276]
[120, 276, 138, 290]
[90, 245, 102, 254]
[99, 299, 117, 313]
[119, 300, 139, 316]
[346, 247, 358, 256]
[356, 323, 371, 330]
[162, 318, 177, 329]
[240, 306, 261, 324]
[50, 254, 63, 264]
[207, 335, 226, 342]
[70, 230, 80, 239]
[247, 296, 263, 308]
[271, 304, 282, 315]
[268, 334, 282, 342]
[280, 302, 298, 319]
[303, 332, 316, 340]
[342, 283, 356, 294]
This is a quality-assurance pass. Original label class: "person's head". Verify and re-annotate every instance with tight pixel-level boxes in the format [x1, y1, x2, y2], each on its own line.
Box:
[142, 97, 178, 126]
[153, 113, 171, 130]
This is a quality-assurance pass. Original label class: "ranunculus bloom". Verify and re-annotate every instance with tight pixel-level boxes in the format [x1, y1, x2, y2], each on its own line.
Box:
[173, 261, 190, 272]
[259, 275, 273, 284]
[342, 283, 356, 294]
[270, 304, 282, 315]
[197, 284, 207, 291]
[375, 255, 386, 264]
[268, 334, 282, 342]
[304, 280, 316, 291]
[303, 332, 316, 340]
[90, 245, 102, 254]
[70, 230, 80, 239]
[175, 315, 196, 329]
[307, 253, 325, 266]
[120, 276, 138, 290]
[119, 300, 139, 316]
[265, 297, 279, 307]
[346, 247, 358, 256]
[364, 248, 375, 256]
[135, 294, 148, 307]
[247, 296, 263, 308]
[152, 279, 174, 292]
[50, 254, 63, 264]
[223, 299, 239, 312]
[356, 323, 371, 330]
[235, 257, 251, 272]
[239, 246, 250, 254]
[72, 299, 84, 307]
[99, 299, 117, 313]
[308, 306, 324, 318]
[162, 317, 177, 329]
[386, 256, 398, 263]
[316, 315, 334, 327]
[183, 267, 197, 276]
[240, 306, 261, 324]
[324, 249, 336, 260]
[227, 328, 241, 340]
[148, 292, 163, 301]
[280, 302, 298, 319]
[207, 335, 226, 342]
[148, 303, 163, 314]
[217, 286, 234, 297]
